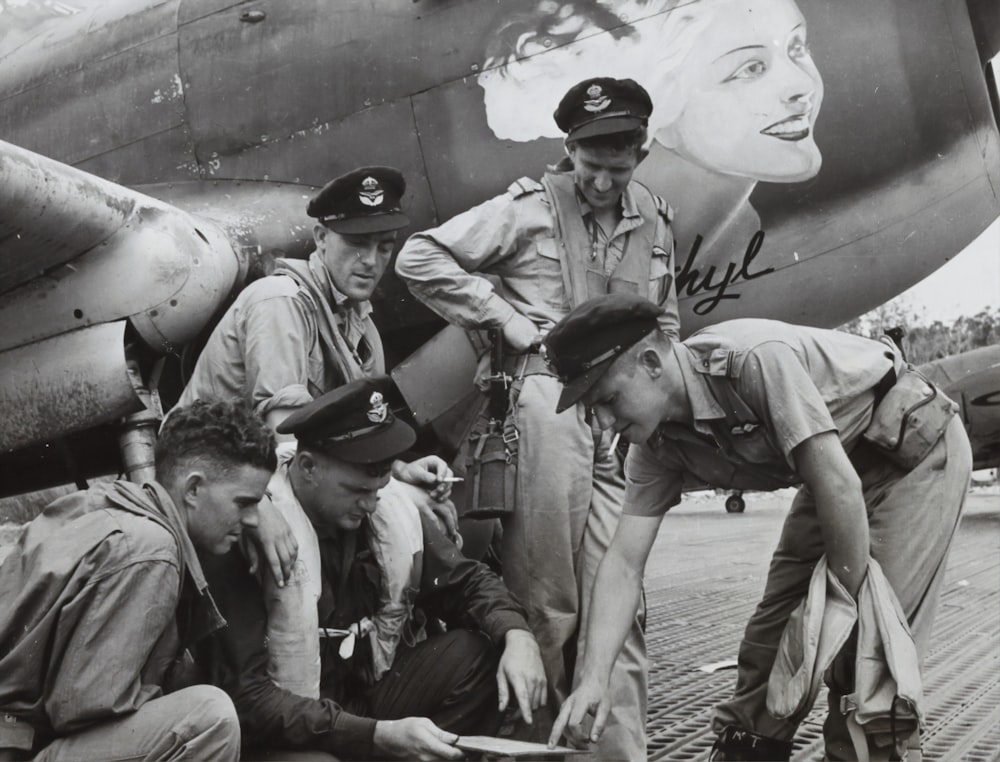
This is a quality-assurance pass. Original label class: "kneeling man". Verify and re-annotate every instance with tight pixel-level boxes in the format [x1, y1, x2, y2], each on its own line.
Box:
[0, 400, 276, 761]
[547, 295, 971, 761]
[197, 376, 546, 761]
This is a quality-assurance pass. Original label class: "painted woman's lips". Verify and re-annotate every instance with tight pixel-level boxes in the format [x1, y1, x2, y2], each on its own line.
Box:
[761, 114, 811, 141]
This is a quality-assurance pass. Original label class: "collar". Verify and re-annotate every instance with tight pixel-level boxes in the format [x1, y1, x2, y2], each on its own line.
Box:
[674, 343, 727, 436]
[574, 183, 641, 224]
[109, 481, 227, 642]
[307, 251, 374, 323]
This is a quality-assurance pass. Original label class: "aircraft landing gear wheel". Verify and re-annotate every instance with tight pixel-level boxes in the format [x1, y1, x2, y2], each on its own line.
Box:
[725, 494, 746, 513]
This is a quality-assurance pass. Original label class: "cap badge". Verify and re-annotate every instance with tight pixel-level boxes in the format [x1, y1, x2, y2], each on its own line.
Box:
[367, 391, 389, 423]
[583, 84, 611, 113]
[359, 176, 384, 207]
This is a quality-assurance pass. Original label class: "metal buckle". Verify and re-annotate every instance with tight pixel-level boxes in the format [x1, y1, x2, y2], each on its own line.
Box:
[485, 372, 512, 389]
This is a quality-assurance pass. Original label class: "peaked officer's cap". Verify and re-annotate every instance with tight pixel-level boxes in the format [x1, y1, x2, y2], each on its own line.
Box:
[543, 294, 663, 413]
[277, 375, 416, 463]
[554, 77, 653, 142]
[307, 166, 410, 234]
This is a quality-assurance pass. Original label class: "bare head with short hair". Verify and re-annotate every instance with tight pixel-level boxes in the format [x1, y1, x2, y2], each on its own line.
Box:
[156, 399, 277, 491]
[157, 399, 277, 554]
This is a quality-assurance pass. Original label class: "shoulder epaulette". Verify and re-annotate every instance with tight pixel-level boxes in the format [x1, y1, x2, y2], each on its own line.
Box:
[654, 195, 673, 222]
[506, 177, 544, 199]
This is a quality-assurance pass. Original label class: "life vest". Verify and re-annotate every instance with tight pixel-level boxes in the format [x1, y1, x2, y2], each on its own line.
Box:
[264, 466, 425, 696]
[364, 477, 426, 681]
[534, 170, 671, 309]
[273, 254, 385, 388]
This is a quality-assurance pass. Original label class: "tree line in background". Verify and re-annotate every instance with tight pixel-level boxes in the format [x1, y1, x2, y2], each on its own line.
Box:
[839, 302, 1000, 366]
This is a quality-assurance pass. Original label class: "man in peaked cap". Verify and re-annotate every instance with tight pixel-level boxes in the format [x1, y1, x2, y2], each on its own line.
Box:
[174, 166, 461, 588]
[545, 295, 971, 761]
[195, 376, 546, 761]
[178, 166, 409, 428]
[396, 76, 679, 759]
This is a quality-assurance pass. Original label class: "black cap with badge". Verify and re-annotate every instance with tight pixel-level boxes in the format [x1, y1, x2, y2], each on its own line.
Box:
[553, 77, 653, 142]
[277, 376, 416, 463]
[307, 166, 410, 235]
[543, 294, 664, 413]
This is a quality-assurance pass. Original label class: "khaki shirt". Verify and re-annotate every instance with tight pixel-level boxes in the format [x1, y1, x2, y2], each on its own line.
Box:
[177, 253, 382, 417]
[624, 319, 899, 517]
[396, 169, 679, 338]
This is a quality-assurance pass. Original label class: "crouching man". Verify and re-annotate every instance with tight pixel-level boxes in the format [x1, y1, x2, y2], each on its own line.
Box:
[0, 400, 277, 761]
[196, 376, 546, 761]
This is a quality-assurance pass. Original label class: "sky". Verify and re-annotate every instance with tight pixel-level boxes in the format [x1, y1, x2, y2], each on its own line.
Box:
[894, 215, 1000, 324]
[893, 52, 1000, 325]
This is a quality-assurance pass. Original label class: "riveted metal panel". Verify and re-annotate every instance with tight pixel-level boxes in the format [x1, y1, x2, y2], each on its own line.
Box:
[175, 0, 483, 168]
[197, 97, 439, 334]
[178, 0, 254, 26]
[75, 124, 200, 185]
[411, 76, 563, 223]
[1, 33, 187, 166]
[0, 0, 179, 101]
[140, 179, 318, 261]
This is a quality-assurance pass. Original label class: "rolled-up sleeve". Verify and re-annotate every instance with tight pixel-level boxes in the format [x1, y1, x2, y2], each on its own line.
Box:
[736, 343, 838, 466]
[623, 442, 685, 518]
[396, 196, 523, 331]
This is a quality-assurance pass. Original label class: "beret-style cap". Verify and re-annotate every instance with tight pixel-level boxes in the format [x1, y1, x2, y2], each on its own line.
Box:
[543, 294, 663, 413]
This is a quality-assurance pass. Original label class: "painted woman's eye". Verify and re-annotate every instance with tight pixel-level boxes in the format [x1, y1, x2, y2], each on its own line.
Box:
[789, 38, 811, 60]
[724, 59, 767, 82]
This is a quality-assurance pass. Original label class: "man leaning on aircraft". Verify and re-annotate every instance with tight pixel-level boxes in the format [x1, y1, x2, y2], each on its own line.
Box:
[0, 400, 277, 761]
[174, 167, 460, 584]
[545, 294, 972, 761]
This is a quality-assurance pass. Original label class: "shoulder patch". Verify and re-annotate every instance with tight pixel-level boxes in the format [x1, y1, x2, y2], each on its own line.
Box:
[506, 177, 544, 199]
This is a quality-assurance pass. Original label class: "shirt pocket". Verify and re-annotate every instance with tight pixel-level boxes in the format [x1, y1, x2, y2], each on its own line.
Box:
[524, 237, 569, 310]
[728, 423, 783, 466]
[648, 244, 674, 298]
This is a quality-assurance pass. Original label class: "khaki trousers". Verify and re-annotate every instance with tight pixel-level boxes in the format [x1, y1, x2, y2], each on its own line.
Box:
[713, 416, 972, 758]
[501, 374, 647, 761]
[35, 686, 240, 762]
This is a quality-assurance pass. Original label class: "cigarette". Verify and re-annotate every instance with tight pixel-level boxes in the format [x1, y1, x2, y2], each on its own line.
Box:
[610, 432, 621, 451]
[438, 476, 464, 483]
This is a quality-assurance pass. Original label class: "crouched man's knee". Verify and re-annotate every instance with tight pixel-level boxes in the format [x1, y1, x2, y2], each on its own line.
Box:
[170, 685, 241, 760]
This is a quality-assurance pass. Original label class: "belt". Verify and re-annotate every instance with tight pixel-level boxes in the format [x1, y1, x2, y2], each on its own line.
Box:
[502, 352, 555, 378]
[871, 366, 897, 408]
